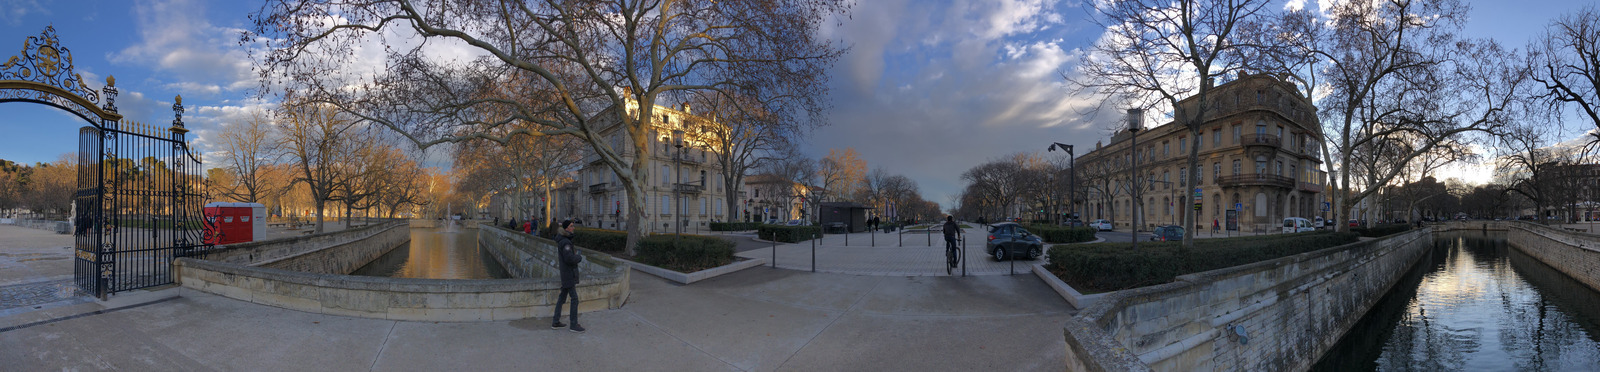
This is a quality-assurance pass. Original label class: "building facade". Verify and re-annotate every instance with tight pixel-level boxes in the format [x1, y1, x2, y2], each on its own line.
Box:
[1076, 73, 1328, 232]
[741, 174, 810, 223]
[554, 99, 737, 233]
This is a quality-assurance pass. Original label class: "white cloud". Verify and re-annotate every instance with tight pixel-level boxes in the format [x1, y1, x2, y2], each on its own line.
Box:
[0, 0, 49, 26]
[113, 0, 256, 95]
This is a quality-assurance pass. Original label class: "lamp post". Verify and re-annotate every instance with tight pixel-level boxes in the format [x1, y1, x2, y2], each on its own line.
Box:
[673, 129, 685, 241]
[1128, 109, 1142, 250]
[1049, 143, 1075, 226]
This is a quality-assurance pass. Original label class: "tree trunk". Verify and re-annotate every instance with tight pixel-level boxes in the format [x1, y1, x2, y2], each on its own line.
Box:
[313, 198, 325, 233]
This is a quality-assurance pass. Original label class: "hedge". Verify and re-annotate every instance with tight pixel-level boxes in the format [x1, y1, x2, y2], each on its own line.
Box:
[634, 234, 736, 273]
[710, 222, 761, 231]
[1046, 231, 1360, 293]
[758, 224, 821, 243]
[1022, 224, 1097, 243]
[565, 227, 629, 253]
[1352, 224, 1412, 238]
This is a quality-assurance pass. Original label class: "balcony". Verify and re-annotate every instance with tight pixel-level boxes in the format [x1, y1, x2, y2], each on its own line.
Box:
[1298, 182, 1323, 193]
[1240, 133, 1281, 148]
[1216, 173, 1295, 189]
[670, 154, 703, 165]
[588, 183, 609, 194]
[674, 183, 703, 194]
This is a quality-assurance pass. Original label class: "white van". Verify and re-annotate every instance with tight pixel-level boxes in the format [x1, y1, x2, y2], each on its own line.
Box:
[1283, 217, 1315, 233]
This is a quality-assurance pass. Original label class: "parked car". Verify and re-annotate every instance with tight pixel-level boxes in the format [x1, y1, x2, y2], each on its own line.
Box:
[1062, 218, 1086, 227]
[1313, 216, 1326, 228]
[1349, 219, 1360, 227]
[785, 219, 804, 226]
[1090, 219, 1114, 231]
[1149, 225, 1185, 242]
[764, 218, 781, 225]
[1283, 217, 1315, 233]
[986, 222, 1044, 261]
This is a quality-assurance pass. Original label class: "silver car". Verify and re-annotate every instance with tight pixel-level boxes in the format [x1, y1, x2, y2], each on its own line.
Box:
[1090, 219, 1114, 231]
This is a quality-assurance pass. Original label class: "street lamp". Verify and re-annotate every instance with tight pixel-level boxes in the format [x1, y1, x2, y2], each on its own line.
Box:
[1049, 142, 1075, 226]
[1127, 109, 1143, 250]
[673, 129, 686, 240]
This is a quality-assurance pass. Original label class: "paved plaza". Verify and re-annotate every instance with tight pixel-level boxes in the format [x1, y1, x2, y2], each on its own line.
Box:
[735, 226, 1049, 276]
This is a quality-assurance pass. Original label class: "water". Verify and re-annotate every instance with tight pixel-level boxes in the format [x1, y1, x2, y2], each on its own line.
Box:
[1313, 231, 1600, 371]
[349, 228, 509, 279]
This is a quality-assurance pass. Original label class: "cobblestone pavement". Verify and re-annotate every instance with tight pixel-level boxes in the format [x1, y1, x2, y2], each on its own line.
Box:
[737, 226, 1049, 276]
[0, 279, 84, 311]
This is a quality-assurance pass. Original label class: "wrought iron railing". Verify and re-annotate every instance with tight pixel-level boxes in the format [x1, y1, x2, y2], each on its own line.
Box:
[1216, 173, 1295, 189]
[1240, 133, 1281, 148]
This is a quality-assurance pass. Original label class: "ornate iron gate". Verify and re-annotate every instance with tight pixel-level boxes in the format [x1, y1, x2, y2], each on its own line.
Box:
[3, 27, 208, 298]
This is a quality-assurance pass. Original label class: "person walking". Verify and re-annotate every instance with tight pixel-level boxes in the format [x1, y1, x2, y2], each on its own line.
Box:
[523, 220, 533, 234]
[552, 220, 586, 333]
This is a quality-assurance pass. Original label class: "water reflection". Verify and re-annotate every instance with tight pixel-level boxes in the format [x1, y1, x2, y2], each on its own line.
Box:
[349, 228, 509, 279]
[1313, 231, 1600, 371]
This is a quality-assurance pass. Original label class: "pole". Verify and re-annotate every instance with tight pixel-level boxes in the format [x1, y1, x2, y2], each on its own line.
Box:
[1131, 125, 1140, 251]
[1070, 146, 1076, 227]
[811, 230, 816, 272]
[872, 226, 875, 247]
[771, 231, 777, 268]
[961, 231, 967, 277]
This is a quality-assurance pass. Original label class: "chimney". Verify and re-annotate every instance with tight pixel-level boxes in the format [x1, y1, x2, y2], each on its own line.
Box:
[682, 103, 692, 114]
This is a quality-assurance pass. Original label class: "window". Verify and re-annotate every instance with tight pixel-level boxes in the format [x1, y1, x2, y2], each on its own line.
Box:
[1180, 137, 1187, 154]
[662, 196, 671, 214]
[662, 165, 671, 185]
[1150, 172, 1156, 190]
[1212, 163, 1220, 183]
[1290, 164, 1298, 181]
[1213, 129, 1221, 148]
[1180, 167, 1188, 186]
[1278, 126, 1284, 138]
[700, 198, 707, 214]
[1232, 125, 1240, 142]
[1232, 160, 1241, 175]
[1163, 142, 1170, 157]
[1256, 121, 1266, 135]
[1196, 134, 1203, 149]
[1162, 171, 1170, 189]
[1276, 161, 1284, 176]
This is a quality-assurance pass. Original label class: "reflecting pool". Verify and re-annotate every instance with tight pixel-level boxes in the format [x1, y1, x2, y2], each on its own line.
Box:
[349, 228, 509, 279]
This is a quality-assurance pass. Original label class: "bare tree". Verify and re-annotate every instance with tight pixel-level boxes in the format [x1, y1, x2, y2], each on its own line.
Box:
[1535, 6, 1600, 132]
[689, 91, 794, 223]
[815, 148, 866, 203]
[250, 0, 848, 255]
[278, 101, 367, 233]
[216, 112, 282, 203]
[1070, 0, 1273, 248]
[1257, 0, 1530, 231]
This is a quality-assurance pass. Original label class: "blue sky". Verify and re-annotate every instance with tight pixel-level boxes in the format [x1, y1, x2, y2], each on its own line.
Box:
[0, 0, 1591, 209]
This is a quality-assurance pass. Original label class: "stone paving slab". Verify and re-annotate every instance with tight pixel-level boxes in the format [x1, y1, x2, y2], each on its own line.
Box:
[0, 265, 1073, 371]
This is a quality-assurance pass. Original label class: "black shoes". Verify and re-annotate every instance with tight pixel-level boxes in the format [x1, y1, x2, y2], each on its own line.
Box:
[551, 322, 566, 330]
[570, 323, 586, 333]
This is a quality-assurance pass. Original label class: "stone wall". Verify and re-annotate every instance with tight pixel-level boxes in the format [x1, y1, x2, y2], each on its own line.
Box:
[200, 221, 407, 266]
[257, 223, 410, 274]
[1505, 222, 1600, 293]
[477, 224, 630, 282]
[1062, 229, 1434, 371]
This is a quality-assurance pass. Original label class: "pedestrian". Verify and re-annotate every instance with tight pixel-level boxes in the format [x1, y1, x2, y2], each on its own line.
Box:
[552, 220, 585, 333]
[523, 220, 533, 234]
[1213, 218, 1219, 232]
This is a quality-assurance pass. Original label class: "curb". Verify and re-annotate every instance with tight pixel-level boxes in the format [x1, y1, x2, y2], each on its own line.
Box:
[614, 257, 768, 285]
[1030, 263, 1112, 310]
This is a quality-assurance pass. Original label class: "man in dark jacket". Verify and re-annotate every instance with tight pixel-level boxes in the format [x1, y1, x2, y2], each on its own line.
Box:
[552, 220, 586, 333]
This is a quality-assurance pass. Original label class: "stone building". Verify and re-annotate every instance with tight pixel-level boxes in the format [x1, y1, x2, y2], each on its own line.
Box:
[552, 98, 737, 233]
[741, 174, 810, 223]
[1076, 73, 1327, 232]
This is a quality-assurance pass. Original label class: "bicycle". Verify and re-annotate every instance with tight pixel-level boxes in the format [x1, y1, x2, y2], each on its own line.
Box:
[946, 236, 963, 275]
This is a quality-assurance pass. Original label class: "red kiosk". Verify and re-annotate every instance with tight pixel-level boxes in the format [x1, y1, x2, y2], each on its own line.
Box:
[204, 202, 266, 245]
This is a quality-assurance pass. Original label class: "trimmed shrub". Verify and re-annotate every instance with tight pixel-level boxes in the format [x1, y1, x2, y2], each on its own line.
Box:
[1352, 224, 1412, 238]
[710, 222, 761, 231]
[569, 228, 629, 253]
[1023, 224, 1097, 243]
[758, 224, 821, 243]
[634, 234, 736, 273]
[1046, 231, 1360, 293]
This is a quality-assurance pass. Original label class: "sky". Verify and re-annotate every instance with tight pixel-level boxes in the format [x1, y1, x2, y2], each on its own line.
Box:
[0, 0, 1593, 210]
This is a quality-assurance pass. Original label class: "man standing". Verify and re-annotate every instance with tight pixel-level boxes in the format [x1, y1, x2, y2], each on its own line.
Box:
[552, 220, 585, 333]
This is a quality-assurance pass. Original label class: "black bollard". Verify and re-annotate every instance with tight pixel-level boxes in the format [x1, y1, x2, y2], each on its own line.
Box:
[771, 232, 777, 268]
[811, 231, 817, 272]
[962, 235, 968, 277]
[872, 229, 875, 247]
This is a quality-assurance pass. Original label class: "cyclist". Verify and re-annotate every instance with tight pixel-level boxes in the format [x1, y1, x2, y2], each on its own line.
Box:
[942, 216, 963, 273]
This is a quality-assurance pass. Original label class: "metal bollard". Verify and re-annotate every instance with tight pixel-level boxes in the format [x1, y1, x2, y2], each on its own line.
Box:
[962, 235, 968, 277]
[811, 231, 817, 272]
[771, 232, 777, 268]
[872, 229, 875, 247]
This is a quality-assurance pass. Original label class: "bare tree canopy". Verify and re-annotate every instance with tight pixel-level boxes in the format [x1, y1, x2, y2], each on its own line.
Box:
[249, 0, 849, 254]
[1534, 6, 1600, 132]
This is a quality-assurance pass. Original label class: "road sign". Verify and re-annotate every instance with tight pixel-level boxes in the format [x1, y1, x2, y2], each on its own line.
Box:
[1234, 203, 1243, 211]
[1322, 201, 1330, 211]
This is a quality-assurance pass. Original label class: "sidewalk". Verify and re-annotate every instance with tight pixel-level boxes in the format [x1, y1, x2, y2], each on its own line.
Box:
[1, 266, 1073, 371]
[738, 226, 1045, 276]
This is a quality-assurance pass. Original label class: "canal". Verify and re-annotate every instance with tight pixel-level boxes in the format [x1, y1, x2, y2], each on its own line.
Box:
[1313, 231, 1600, 371]
[349, 228, 509, 279]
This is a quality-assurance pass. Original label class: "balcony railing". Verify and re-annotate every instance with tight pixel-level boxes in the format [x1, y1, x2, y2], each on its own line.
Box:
[1298, 182, 1323, 193]
[588, 183, 608, 194]
[1216, 173, 1295, 189]
[1240, 133, 1281, 148]
[674, 183, 703, 194]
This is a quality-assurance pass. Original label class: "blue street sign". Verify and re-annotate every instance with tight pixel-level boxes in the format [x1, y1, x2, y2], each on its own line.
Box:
[1234, 203, 1242, 211]
[1322, 202, 1330, 211]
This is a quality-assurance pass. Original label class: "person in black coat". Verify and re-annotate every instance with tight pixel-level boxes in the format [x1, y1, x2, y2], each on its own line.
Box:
[552, 220, 586, 333]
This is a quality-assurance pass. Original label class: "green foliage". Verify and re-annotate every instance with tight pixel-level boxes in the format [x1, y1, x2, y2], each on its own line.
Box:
[1046, 231, 1360, 292]
[568, 227, 629, 253]
[634, 234, 736, 273]
[1022, 224, 1097, 243]
[758, 224, 820, 243]
[710, 222, 761, 231]
[1352, 224, 1412, 238]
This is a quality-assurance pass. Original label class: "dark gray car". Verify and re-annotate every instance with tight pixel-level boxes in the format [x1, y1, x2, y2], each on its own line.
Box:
[986, 222, 1044, 261]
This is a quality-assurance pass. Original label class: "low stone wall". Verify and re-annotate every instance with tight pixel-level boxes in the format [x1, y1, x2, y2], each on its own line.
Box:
[1062, 229, 1434, 371]
[1434, 220, 1510, 232]
[174, 258, 628, 321]
[258, 223, 409, 274]
[200, 221, 408, 266]
[1506, 222, 1600, 293]
[174, 221, 630, 321]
